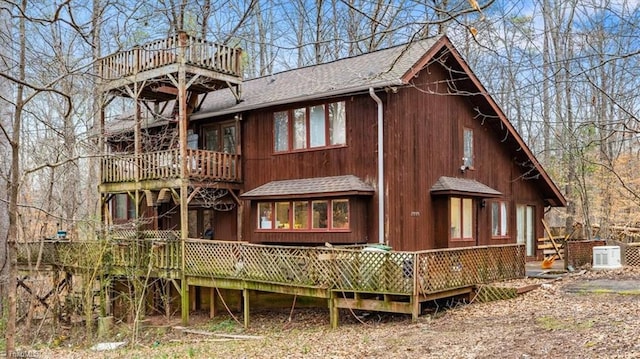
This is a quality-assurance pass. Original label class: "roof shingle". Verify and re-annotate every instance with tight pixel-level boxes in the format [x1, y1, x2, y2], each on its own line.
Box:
[430, 176, 502, 197]
[240, 175, 375, 199]
[192, 37, 440, 118]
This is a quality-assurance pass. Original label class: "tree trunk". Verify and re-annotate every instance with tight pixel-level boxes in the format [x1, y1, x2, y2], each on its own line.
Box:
[6, 0, 27, 353]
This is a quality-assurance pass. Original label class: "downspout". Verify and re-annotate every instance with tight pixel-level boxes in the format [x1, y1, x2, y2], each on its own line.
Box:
[369, 87, 385, 245]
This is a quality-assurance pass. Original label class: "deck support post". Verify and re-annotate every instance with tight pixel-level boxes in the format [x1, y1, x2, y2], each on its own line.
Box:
[177, 30, 190, 327]
[181, 280, 189, 325]
[329, 292, 338, 329]
[209, 287, 216, 318]
[243, 289, 250, 328]
[411, 295, 420, 322]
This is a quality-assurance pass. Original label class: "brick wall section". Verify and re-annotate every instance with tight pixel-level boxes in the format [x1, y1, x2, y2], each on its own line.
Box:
[565, 240, 606, 269]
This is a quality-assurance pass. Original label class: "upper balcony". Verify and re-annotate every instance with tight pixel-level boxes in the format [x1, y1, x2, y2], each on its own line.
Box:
[100, 148, 241, 192]
[98, 33, 243, 101]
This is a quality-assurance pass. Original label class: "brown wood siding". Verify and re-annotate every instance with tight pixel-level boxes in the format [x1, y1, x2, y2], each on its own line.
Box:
[385, 60, 548, 251]
[218, 54, 552, 250]
[213, 209, 238, 240]
[240, 97, 378, 245]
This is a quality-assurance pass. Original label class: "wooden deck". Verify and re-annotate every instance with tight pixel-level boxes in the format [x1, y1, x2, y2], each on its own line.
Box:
[100, 148, 241, 187]
[16, 231, 525, 327]
[98, 33, 242, 99]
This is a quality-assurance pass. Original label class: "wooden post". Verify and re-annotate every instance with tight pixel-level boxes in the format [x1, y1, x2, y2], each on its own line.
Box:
[209, 287, 216, 318]
[411, 295, 420, 322]
[329, 292, 338, 329]
[189, 285, 196, 311]
[178, 31, 190, 326]
[243, 289, 250, 329]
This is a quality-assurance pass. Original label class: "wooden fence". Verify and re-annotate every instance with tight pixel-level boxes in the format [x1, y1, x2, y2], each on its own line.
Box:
[18, 234, 525, 297]
[98, 33, 242, 81]
[101, 149, 241, 183]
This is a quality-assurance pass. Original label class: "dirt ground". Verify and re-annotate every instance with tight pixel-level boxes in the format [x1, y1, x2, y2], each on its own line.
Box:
[23, 267, 640, 358]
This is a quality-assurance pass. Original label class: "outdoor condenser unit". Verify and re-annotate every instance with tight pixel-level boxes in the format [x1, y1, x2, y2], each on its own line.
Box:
[592, 246, 622, 269]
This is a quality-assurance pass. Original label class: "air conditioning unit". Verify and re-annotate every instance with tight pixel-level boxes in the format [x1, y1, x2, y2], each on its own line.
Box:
[592, 246, 622, 269]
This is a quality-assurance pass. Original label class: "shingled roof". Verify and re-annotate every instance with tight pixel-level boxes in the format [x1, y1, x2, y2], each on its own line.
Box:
[240, 175, 375, 200]
[191, 37, 440, 119]
[430, 176, 502, 197]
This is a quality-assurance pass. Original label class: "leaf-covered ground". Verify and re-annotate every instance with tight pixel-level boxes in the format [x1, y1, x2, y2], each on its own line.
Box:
[29, 267, 640, 358]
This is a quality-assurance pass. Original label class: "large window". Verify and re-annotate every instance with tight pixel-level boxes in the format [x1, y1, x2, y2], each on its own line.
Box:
[463, 128, 474, 169]
[257, 199, 350, 231]
[492, 200, 509, 238]
[274, 101, 346, 152]
[451, 197, 473, 240]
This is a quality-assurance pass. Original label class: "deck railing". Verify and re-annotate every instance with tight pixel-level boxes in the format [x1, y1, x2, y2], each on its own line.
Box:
[18, 237, 524, 296]
[414, 244, 525, 295]
[183, 241, 525, 295]
[101, 148, 241, 183]
[98, 33, 243, 81]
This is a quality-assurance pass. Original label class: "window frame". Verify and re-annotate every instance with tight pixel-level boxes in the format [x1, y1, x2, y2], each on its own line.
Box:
[491, 200, 509, 238]
[450, 197, 474, 241]
[113, 193, 136, 221]
[256, 199, 350, 232]
[201, 121, 238, 154]
[273, 101, 346, 153]
[463, 127, 474, 169]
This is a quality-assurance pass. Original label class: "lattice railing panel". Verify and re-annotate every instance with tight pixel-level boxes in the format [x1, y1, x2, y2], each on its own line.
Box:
[415, 245, 525, 295]
[623, 243, 640, 267]
[185, 240, 243, 277]
[107, 230, 180, 240]
[329, 250, 415, 294]
[19, 238, 525, 298]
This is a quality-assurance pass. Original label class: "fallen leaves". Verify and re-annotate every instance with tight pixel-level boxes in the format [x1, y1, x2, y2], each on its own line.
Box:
[31, 267, 640, 358]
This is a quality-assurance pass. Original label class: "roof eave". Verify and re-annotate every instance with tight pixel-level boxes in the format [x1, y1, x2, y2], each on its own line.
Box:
[240, 190, 375, 200]
[191, 80, 402, 120]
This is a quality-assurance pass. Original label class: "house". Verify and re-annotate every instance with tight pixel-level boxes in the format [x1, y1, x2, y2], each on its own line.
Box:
[94, 32, 565, 325]
[101, 34, 564, 256]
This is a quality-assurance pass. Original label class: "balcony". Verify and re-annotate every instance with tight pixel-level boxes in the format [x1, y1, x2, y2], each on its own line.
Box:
[98, 33, 243, 100]
[101, 148, 241, 187]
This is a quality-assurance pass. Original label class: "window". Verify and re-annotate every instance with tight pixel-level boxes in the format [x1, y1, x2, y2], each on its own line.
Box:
[312, 201, 328, 229]
[258, 202, 273, 229]
[492, 200, 509, 237]
[463, 128, 473, 168]
[274, 111, 289, 152]
[203, 122, 237, 153]
[329, 102, 346, 145]
[275, 202, 290, 229]
[257, 199, 350, 231]
[451, 197, 473, 240]
[274, 101, 346, 152]
[113, 193, 136, 220]
[516, 205, 535, 256]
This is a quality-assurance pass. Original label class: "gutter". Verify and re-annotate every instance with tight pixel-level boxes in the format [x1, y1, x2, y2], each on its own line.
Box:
[369, 87, 385, 245]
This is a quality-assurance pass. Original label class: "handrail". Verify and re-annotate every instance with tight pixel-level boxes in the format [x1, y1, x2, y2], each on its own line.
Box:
[101, 149, 242, 183]
[98, 34, 243, 81]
